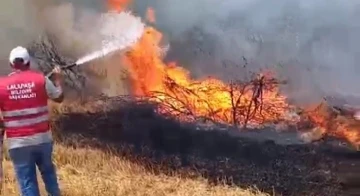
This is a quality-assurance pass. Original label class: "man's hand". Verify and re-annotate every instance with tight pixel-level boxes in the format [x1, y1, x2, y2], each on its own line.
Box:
[51, 66, 63, 87]
[52, 65, 62, 78]
[46, 65, 64, 103]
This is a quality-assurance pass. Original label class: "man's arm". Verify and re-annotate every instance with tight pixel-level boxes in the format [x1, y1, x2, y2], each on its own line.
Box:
[45, 65, 64, 103]
[45, 76, 64, 103]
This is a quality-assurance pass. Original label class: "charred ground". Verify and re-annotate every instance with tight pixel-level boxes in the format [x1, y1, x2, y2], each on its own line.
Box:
[51, 97, 360, 196]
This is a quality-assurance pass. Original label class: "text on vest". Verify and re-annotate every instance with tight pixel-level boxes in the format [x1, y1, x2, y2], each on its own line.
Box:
[7, 82, 36, 100]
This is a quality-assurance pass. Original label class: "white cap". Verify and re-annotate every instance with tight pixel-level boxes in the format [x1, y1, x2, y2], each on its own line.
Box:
[9, 46, 30, 65]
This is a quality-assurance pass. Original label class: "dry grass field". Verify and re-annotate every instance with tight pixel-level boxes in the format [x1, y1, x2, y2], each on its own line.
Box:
[2, 144, 267, 196]
[1, 102, 268, 196]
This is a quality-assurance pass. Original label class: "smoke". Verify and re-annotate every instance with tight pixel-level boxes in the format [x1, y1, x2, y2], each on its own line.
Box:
[0, 0, 121, 66]
[0, 0, 137, 96]
[0, 0, 82, 73]
[0, 0, 45, 73]
[3, 0, 360, 105]
[131, 0, 360, 105]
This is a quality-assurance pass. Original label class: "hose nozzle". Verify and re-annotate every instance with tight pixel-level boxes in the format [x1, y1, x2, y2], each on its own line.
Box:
[46, 63, 77, 77]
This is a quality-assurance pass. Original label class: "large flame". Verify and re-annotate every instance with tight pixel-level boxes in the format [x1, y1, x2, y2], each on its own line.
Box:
[107, 1, 360, 149]
[122, 21, 291, 127]
[108, 0, 130, 12]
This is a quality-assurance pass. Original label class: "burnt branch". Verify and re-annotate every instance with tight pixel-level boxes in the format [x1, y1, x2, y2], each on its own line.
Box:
[27, 33, 87, 92]
[146, 70, 288, 128]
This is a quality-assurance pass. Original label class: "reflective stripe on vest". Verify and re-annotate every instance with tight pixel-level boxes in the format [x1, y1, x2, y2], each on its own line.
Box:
[6, 131, 52, 149]
[4, 114, 49, 128]
[2, 106, 48, 117]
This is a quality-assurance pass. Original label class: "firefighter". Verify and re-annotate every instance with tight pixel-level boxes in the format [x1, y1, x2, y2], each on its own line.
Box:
[0, 46, 63, 196]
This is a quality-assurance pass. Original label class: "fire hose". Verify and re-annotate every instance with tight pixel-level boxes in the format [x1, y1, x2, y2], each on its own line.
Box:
[43, 11, 146, 78]
[46, 63, 77, 77]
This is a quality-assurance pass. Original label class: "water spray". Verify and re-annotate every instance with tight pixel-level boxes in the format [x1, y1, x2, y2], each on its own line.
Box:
[46, 11, 145, 77]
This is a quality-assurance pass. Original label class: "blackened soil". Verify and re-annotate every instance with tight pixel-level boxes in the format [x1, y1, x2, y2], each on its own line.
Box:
[53, 100, 360, 196]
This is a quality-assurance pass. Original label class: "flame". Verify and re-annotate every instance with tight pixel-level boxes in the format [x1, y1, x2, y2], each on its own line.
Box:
[108, 0, 131, 12]
[303, 103, 360, 149]
[122, 21, 291, 127]
[107, 2, 360, 149]
[146, 7, 156, 23]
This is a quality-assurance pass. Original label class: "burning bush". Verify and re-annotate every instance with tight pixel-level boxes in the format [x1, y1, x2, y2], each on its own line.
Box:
[26, 1, 360, 151]
[123, 27, 294, 127]
[121, 24, 360, 149]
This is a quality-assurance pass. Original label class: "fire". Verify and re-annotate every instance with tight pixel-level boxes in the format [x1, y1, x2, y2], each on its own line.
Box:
[146, 7, 156, 23]
[122, 26, 292, 126]
[107, 0, 130, 12]
[107, 1, 360, 149]
[303, 103, 360, 149]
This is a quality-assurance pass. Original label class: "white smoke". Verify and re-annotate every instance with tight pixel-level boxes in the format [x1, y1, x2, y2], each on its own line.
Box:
[40, 3, 144, 60]
[75, 11, 145, 65]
